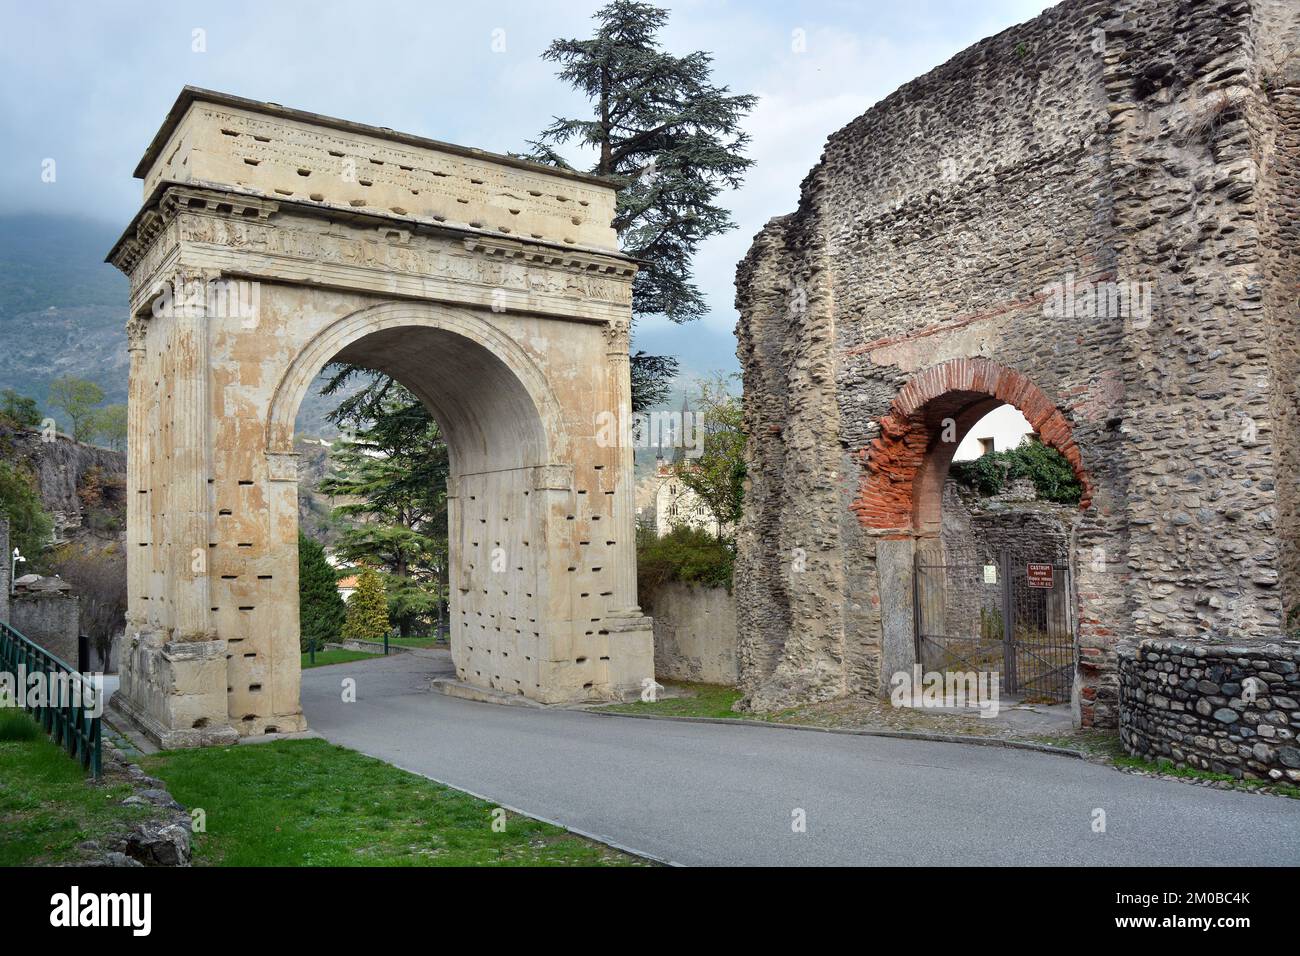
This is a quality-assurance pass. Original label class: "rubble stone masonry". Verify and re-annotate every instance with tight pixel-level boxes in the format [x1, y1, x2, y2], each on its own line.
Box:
[734, 0, 1299, 725]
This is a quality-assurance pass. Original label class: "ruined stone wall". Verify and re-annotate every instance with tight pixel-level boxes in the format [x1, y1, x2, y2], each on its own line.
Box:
[0, 425, 125, 543]
[11, 592, 81, 666]
[1250, 2, 1300, 627]
[735, 0, 1298, 724]
[1101, 0, 1293, 649]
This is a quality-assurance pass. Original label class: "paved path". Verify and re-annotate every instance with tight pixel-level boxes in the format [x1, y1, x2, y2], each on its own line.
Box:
[301, 651, 1300, 866]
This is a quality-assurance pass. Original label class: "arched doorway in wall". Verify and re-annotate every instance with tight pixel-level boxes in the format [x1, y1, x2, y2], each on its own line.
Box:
[856, 358, 1091, 704]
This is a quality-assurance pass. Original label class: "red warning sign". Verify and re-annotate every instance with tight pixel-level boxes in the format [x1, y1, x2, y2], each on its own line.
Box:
[1027, 563, 1055, 588]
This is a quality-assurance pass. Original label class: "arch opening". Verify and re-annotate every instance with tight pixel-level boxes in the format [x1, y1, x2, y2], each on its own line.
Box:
[268, 301, 559, 470]
[860, 358, 1092, 706]
[855, 358, 1092, 537]
[274, 304, 558, 703]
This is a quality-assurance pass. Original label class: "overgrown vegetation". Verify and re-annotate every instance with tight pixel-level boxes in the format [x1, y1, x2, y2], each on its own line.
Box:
[1112, 754, 1300, 800]
[143, 738, 646, 866]
[0, 454, 53, 574]
[949, 439, 1083, 504]
[0, 388, 41, 428]
[636, 524, 733, 594]
[0, 709, 154, 865]
[46, 376, 125, 448]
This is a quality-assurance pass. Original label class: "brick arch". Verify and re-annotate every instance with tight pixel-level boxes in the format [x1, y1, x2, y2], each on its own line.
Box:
[852, 358, 1092, 533]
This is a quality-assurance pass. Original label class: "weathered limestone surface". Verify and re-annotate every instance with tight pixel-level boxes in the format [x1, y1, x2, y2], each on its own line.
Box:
[643, 582, 738, 685]
[735, 0, 1299, 724]
[107, 89, 653, 747]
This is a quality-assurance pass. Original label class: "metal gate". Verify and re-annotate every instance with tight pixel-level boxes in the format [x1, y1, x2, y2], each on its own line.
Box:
[913, 547, 1075, 702]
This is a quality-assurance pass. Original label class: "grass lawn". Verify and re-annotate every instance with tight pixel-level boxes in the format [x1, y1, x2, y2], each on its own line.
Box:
[1111, 753, 1300, 799]
[386, 635, 445, 649]
[0, 709, 155, 866]
[143, 738, 648, 866]
[302, 648, 381, 669]
[596, 681, 744, 719]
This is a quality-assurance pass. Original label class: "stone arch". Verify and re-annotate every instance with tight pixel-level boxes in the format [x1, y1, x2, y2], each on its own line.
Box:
[106, 89, 655, 748]
[265, 300, 564, 473]
[853, 357, 1092, 536]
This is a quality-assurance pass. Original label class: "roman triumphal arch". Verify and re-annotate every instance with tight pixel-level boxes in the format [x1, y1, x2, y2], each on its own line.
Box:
[106, 88, 654, 748]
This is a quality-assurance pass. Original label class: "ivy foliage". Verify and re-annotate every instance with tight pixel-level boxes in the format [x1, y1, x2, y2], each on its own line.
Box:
[948, 439, 1083, 505]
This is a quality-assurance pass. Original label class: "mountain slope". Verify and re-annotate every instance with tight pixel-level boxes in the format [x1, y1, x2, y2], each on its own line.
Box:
[0, 214, 353, 435]
[0, 214, 129, 413]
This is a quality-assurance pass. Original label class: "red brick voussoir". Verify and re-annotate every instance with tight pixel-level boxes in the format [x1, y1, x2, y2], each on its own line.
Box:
[851, 357, 1093, 530]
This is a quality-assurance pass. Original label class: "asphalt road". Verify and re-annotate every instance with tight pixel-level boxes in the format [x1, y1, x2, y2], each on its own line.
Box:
[301, 651, 1300, 866]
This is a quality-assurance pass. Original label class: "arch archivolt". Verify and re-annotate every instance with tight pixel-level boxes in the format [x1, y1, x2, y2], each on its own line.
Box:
[265, 300, 565, 464]
[853, 357, 1092, 536]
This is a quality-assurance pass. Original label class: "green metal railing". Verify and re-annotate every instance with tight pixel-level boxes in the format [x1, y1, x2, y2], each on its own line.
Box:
[0, 620, 102, 776]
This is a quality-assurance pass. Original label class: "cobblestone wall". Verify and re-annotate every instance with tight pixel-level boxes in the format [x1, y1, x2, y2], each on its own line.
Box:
[734, 0, 1299, 723]
[1119, 640, 1300, 781]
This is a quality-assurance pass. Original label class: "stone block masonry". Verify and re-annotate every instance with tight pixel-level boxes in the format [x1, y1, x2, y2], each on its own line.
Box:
[734, 0, 1300, 725]
[11, 590, 81, 666]
[105, 88, 655, 748]
[1119, 640, 1300, 782]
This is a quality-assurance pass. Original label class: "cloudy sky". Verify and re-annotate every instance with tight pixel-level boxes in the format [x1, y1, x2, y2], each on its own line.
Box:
[0, 0, 1053, 379]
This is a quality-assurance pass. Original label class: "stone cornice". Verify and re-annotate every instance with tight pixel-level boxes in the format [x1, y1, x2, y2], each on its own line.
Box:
[107, 181, 638, 279]
[108, 185, 278, 274]
[463, 236, 636, 280]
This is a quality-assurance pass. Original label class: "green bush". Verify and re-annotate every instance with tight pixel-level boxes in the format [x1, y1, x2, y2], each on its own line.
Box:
[299, 532, 346, 652]
[0, 459, 54, 571]
[636, 525, 734, 595]
[949, 439, 1083, 504]
[342, 566, 391, 642]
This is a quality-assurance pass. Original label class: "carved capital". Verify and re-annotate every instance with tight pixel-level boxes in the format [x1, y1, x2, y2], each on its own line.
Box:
[126, 317, 149, 352]
[265, 451, 299, 483]
[603, 318, 630, 355]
